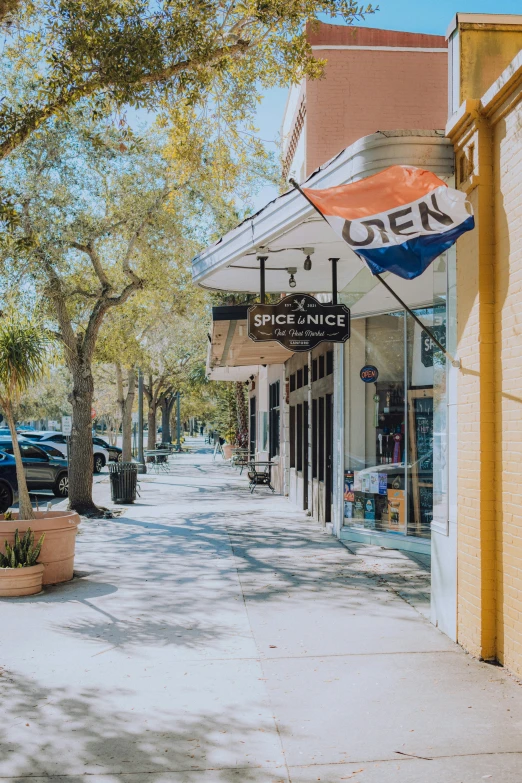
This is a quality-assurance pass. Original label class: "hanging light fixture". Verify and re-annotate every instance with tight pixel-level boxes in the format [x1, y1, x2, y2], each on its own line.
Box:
[303, 247, 314, 271]
[287, 267, 297, 288]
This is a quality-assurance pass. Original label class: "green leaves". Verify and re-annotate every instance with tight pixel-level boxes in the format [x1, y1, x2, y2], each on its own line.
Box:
[0, 0, 377, 158]
[0, 309, 52, 408]
[0, 528, 45, 568]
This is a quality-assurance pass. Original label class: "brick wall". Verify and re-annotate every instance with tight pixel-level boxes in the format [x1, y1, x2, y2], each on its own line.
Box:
[297, 24, 448, 175]
[449, 46, 522, 676]
[493, 97, 522, 672]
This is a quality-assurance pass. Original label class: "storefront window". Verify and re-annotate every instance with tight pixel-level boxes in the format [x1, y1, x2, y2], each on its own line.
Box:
[341, 254, 449, 541]
[269, 381, 280, 458]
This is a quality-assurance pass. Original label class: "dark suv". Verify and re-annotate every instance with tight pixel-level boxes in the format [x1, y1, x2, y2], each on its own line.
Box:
[92, 436, 122, 462]
[0, 437, 69, 498]
[0, 452, 17, 513]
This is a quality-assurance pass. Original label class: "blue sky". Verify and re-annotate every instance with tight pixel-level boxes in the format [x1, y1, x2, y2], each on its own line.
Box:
[252, 1, 522, 208]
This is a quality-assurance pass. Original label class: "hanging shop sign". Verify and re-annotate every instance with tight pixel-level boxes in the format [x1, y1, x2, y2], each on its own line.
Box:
[360, 365, 379, 383]
[248, 294, 350, 352]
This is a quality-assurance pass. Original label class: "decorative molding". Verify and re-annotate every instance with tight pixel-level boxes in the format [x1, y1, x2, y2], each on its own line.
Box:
[311, 45, 447, 53]
[282, 98, 306, 181]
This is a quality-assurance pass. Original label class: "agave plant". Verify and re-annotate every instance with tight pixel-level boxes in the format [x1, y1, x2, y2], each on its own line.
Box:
[0, 528, 45, 568]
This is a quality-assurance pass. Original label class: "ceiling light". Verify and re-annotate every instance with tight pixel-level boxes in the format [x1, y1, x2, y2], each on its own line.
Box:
[287, 267, 297, 288]
[303, 247, 314, 271]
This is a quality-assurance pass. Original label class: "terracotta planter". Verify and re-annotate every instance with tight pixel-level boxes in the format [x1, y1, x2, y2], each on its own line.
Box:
[223, 444, 234, 460]
[0, 563, 44, 597]
[0, 511, 80, 585]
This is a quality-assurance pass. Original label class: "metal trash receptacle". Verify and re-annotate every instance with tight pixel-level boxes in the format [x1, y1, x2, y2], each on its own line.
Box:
[109, 462, 138, 503]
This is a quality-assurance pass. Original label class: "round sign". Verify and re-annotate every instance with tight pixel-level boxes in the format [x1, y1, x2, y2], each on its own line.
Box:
[360, 365, 379, 383]
[91, 408, 97, 420]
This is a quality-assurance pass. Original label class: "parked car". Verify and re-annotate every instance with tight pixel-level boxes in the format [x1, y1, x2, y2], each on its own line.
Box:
[0, 452, 18, 513]
[24, 431, 109, 473]
[0, 437, 69, 498]
[92, 436, 122, 463]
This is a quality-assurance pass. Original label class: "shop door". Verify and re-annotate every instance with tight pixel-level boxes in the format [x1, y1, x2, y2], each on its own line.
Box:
[325, 394, 333, 523]
[249, 397, 256, 457]
[303, 401, 309, 510]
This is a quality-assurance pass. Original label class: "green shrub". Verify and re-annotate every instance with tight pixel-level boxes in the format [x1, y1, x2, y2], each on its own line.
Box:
[0, 528, 45, 568]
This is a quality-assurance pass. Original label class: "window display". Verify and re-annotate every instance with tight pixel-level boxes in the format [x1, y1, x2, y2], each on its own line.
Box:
[342, 301, 446, 540]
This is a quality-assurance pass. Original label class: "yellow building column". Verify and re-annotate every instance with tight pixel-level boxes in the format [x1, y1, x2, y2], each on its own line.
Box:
[447, 104, 497, 660]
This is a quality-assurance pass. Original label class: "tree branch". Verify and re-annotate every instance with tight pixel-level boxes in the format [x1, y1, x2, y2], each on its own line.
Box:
[0, 0, 23, 27]
[21, 201, 77, 355]
[70, 241, 112, 291]
[0, 40, 251, 160]
[122, 189, 169, 284]
[83, 277, 144, 363]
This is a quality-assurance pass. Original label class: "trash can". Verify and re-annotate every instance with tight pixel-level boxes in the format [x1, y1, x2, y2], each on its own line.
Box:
[109, 462, 138, 504]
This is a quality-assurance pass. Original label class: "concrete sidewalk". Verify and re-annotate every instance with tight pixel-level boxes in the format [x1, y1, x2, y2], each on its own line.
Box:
[1, 439, 521, 782]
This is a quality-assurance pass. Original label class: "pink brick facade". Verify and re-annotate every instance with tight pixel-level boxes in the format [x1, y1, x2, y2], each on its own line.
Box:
[284, 23, 448, 177]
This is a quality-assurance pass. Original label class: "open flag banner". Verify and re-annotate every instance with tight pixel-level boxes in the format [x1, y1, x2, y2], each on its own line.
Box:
[302, 166, 474, 280]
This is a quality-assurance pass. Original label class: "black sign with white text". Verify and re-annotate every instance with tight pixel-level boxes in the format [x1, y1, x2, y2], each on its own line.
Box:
[248, 294, 350, 353]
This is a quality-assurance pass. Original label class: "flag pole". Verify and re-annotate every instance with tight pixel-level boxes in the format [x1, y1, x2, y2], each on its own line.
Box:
[289, 178, 460, 368]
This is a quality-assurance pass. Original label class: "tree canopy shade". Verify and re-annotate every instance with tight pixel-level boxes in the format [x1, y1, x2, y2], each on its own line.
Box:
[0, 0, 375, 159]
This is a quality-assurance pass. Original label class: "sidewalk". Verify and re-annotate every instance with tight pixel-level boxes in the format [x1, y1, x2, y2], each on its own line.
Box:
[1, 439, 521, 782]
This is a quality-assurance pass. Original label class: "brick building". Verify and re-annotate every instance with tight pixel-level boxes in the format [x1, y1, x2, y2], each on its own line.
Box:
[195, 14, 522, 678]
[447, 13, 522, 675]
[282, 23, 448, 180]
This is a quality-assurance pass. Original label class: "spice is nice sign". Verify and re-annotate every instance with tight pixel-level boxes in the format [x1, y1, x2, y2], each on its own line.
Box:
[248, 294, 350, 352]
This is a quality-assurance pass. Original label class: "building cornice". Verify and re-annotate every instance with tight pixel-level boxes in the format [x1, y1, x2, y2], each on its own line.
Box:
[446, 49, 522, 143]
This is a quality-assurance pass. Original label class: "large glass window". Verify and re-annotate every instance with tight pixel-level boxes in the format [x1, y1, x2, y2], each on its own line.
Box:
[342, 283, 448, 539]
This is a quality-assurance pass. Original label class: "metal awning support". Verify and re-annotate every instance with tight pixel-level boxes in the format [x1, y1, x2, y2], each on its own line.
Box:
[289, 178, 460, 368]
[259, 256, 267, 304]
[330, 258, 339, 305]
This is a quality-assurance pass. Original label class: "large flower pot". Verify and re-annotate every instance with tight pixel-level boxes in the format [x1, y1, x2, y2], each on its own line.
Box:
[0, 563, 44, 597]
[0, 511, 80, 585]
[223, 444, 234, 460]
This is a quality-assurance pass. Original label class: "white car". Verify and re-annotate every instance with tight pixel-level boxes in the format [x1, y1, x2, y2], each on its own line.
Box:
[24, 431, 109, 473]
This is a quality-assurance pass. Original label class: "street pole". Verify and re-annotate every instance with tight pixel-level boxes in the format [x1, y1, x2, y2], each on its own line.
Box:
[176, 391, 181, 452]
[137, 368, 146, 474]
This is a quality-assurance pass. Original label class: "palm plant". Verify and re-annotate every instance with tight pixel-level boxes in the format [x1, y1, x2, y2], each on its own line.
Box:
[0, 310, 51, 520]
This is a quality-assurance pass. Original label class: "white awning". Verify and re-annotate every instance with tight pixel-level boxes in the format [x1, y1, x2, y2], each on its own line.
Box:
[192, 130, 454, 313]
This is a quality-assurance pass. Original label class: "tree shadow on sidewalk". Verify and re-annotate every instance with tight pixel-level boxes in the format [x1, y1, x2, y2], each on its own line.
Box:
[0, 668, 288, 782]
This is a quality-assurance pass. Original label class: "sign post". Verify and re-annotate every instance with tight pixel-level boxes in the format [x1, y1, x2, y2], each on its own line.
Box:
[62, 416, 72, 464]
[248, 293, 350, 352]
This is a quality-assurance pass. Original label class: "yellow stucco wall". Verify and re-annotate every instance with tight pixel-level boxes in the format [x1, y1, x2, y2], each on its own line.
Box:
[449, 25, 522, 675]
[459, 24, 522, 104]
[454, 124, 497, 662]
[493, 95, 522, 671]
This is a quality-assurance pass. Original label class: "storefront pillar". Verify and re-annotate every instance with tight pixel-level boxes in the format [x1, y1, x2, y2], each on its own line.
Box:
[448, 108, 497, 661]
[333, 342, 344, 537]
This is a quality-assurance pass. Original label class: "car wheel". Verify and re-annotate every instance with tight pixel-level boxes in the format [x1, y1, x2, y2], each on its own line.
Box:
[94, 454, 105, 473]
[0, 481, 13, 513]
[53, 473, 69, 498]
[117, 452, 123, 463]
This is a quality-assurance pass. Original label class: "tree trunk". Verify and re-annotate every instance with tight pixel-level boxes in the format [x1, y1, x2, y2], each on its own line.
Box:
[159, 394, 175, 443]
[122, 369, 136, 462]
[235, 381, 248, 448]
[5, 403, 34, 520]
[116, 364, 136, 462]
[147, 405, 157, 452]
[160, 399, 170, 443]
[68, 359, 100, 516]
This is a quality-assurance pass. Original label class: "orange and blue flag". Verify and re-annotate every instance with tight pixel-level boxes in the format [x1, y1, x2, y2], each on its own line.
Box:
[302, 166, 474, 280]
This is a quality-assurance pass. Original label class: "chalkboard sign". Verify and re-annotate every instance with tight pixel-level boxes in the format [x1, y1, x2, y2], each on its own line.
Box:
[418, 485, 433, 530]
[408, 390, 434, 537]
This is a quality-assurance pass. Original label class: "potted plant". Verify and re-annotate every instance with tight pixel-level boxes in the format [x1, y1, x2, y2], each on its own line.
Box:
[222, 429, 236, 460]
[0, 310, 80, 585]
[0, 527, 45, 596]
